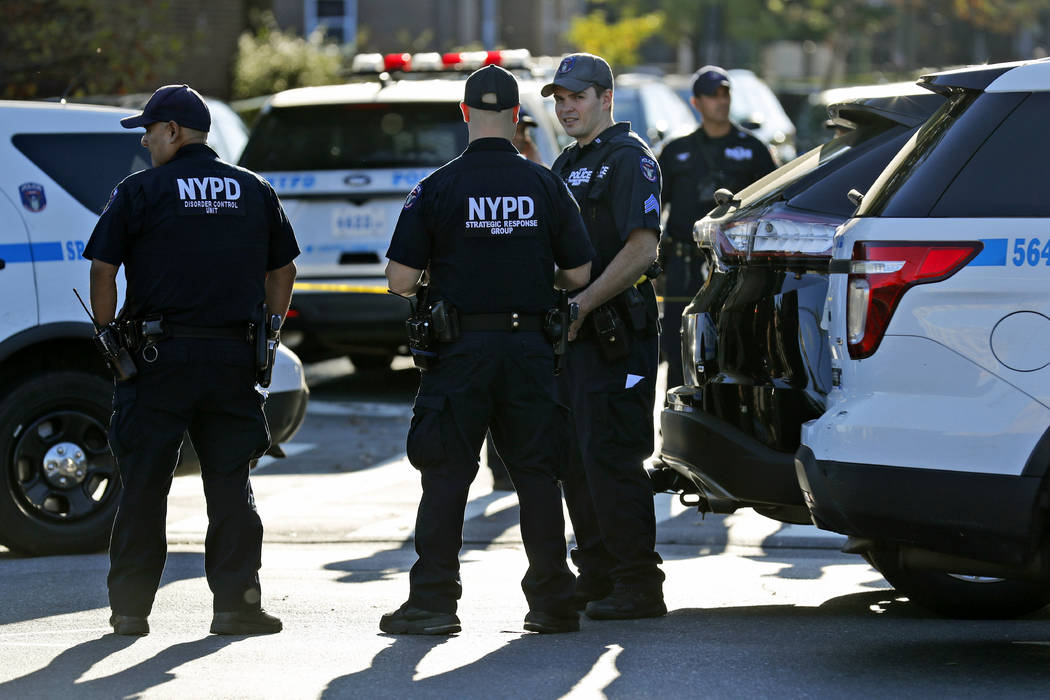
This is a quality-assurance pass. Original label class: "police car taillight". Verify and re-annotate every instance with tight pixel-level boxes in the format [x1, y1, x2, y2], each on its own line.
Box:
[694, 219, 752, 260]
[846, 241, 982, 359]
[750, 216, 837, 258]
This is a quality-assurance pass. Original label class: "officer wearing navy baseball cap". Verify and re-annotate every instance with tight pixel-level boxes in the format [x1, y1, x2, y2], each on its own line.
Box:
[85, 84, 299, 636]
[382, 63, 594, 635]
[658, 66, 776, 388]
[120, 84, 211, 133]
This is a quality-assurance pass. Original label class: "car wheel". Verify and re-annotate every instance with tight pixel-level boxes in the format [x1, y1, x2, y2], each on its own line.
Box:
[868, 543, 1050, 619]
[0, 371, 119, 556]
[349, 354, 393, 373]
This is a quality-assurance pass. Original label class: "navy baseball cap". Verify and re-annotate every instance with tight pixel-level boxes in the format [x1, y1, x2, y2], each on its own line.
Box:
[692, 66, 731, 97]
[464, 65, 519, 111]
[120, 84, 211, 132]
[541, 53, 613, 97]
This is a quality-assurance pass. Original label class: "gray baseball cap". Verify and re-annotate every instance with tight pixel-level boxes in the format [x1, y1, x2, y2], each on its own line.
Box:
[541, 53, 613, 97]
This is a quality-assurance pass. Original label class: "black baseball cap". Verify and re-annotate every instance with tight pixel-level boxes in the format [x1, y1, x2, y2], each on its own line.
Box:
[692, 66, 731, 97]
[120, 84, 211, 132]
[463, 65, 519, 111]
[541, 53, 613, 97]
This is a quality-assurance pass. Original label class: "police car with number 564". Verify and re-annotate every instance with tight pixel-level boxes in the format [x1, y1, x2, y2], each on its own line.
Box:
[238, 49, 563, 371]
[796, 58, 1050, 618]
[0, 100, 308, 556]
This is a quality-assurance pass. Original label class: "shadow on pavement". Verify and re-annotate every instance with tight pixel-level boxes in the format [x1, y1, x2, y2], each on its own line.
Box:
[320, 591, 1050, 699]
[0, 634, 243, 699]
[0, 551, 207, 626]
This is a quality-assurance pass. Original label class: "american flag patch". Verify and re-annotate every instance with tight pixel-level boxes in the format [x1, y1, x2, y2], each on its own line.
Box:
[643, 194, 659, 216]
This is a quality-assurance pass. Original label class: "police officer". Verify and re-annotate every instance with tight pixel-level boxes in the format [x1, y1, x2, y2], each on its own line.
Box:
[543, 53, 667, 619]
[658, 66, 776, 388]
[84, 84, 299, 636]
[381, 65, 595, 635]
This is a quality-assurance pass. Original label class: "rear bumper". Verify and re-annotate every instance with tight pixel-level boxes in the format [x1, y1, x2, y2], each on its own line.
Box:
[795, 445, 1045, 565]
[660, 395, 803, 509]
[286, 290, 407, 357]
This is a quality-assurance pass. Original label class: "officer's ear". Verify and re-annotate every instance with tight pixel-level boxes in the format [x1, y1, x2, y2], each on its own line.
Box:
[165, 121, 179, 143]
[512, 105, 520, 124]
[460, 103, 470, 124]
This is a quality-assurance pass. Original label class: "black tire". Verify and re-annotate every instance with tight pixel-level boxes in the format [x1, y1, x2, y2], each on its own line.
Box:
[869, 543, 1050, 619]
[349, 354, 394, 373]
[0, 371, 119, 556]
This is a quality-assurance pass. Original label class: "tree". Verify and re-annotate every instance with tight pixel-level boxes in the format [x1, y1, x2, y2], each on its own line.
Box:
[567, 9, 665, 69]
[232, 11, 344, 99]
[0, 0, 182, 99]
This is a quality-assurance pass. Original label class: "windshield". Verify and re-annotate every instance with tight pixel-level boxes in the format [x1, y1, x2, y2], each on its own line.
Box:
[241, 103, 467, 171]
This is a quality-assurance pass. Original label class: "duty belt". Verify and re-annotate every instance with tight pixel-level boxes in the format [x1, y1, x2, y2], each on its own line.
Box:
[457, 312, 545, 333]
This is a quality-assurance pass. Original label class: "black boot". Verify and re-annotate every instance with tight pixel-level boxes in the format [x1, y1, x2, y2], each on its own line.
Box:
[210, 609, 283, 635]
[379, 603, 461, 635]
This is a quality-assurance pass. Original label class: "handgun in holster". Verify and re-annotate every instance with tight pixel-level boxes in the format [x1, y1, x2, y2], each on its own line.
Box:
[255, 303, 282, 388]
[429, 300, 460, 343]
[545, 290, 571, 375]
[405, 285, 437, 371]
[591, 305, 630, 361]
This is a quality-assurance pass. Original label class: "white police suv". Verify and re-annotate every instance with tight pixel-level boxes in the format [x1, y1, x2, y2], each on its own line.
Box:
[238, 50, 562, 370]
[0, 100, 308, 556]
[796, 58, 1050, 617]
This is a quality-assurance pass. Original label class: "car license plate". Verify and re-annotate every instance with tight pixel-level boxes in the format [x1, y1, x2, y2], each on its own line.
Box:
[331, 204, 388, 238]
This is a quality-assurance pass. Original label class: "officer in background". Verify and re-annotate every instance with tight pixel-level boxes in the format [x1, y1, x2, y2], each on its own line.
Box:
[382, 65, 595, 635]
[543, 53, 667, 619]
[658, 66, 776, 389]
[85, 84, 299, 636]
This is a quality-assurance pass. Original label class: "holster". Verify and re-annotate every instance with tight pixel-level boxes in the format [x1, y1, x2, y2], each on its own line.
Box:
[590, 305, 631, 361]
[255, 304, 282, 388]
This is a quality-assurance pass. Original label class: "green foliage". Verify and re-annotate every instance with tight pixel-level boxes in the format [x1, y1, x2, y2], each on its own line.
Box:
[0, 0, 182, 99]
[232, 11, 344, 99]
[567, 10, 666, 68]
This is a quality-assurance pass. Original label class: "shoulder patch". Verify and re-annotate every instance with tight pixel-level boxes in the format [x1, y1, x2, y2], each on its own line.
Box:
[639, 156, 657, 182]
[102, 185, 119, 215]
[403, 183, 422, 209]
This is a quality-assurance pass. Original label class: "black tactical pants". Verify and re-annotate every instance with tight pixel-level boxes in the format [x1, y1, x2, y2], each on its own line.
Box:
[405, 331, 575, 616]
[558, 331, 665, 597]
[661, 239, 707, 390]
[107, 339, 270, 617]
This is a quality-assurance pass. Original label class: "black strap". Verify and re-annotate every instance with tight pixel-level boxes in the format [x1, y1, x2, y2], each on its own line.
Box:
[458, 313, 544, 332]
[164, 322, 251, 341]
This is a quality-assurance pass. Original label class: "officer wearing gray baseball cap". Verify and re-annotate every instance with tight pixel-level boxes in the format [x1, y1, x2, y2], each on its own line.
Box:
[541, 53, 613, 97]
[545, 53, 668, 621]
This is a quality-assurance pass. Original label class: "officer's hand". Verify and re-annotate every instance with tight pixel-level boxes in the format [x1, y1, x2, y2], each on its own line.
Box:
[568, 295, 588, 342]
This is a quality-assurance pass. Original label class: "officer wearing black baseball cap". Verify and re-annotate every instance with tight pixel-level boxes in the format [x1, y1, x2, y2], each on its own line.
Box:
[657, 65, 776, 389]
[381, 64, 595, 635]
[545, 53, 668, 620]
[84, 83, 299, 636]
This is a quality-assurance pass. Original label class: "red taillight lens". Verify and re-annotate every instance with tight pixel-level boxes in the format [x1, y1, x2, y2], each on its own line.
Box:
[846, 241, 982, 359]
[285, 308, 300, 319]
[383, 53, 411, 72]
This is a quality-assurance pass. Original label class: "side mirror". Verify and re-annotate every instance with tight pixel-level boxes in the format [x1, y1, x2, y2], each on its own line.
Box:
[847, 189, 864, 207]
[713, 188, 736, 206]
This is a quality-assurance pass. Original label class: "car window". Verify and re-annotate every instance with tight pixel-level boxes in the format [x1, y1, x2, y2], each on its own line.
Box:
[612, 87, 646, 142]
[858, 91, 1023, 217]
[241, 103, 467, 171]
[11, 133, 149, 214]
[788, 123, 912, 217]
[733, 126, 860, 207]
[930, 92, 1050, 217]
